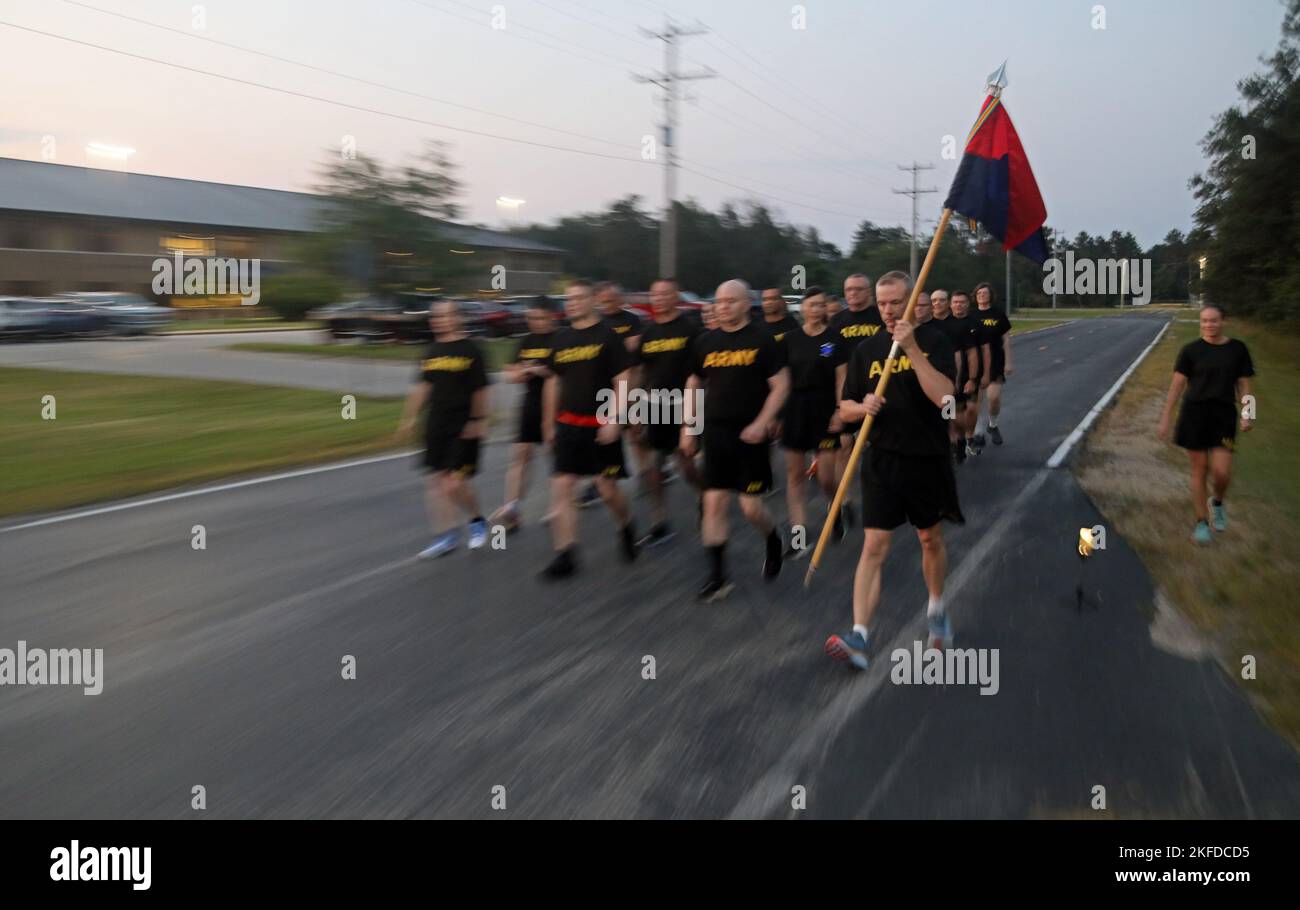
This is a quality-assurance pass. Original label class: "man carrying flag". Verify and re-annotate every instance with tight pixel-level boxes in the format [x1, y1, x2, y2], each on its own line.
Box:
[825, 272, 960, 669]
[806, 63, 1049, 662]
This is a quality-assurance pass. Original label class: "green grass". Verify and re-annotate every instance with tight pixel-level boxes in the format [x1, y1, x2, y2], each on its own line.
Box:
[227, 338, 517, 372]
[0, 367, 404, 518]
[159, 319, 318, 333]
[1076, 319, 1300, 747]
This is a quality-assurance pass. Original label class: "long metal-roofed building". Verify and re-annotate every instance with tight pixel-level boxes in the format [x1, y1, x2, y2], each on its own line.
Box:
[0, 157, 566, 298]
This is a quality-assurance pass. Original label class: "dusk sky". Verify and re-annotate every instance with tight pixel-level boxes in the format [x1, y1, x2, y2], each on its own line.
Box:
[0, 0, 1285, 250]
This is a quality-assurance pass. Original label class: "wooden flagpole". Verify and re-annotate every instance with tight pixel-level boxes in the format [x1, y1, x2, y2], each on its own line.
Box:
[803, 206, 954, 587]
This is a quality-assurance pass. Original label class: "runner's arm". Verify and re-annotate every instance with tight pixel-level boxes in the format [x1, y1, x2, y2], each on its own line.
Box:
[1002, 334, 1013, 375]
[397, 383, 430, 438]
[1155, 372, 1187, 441]
[680, 374, 702, 454]
[542, 374, 558, 444]
[1238, 376, 1253, 430]
[895, 328, 954, 408]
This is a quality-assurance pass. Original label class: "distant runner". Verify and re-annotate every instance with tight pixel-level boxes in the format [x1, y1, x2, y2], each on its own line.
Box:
[398, 298, 491, 559]
[972, 281, 1012, 448]
[1156, 302, 1255, 544]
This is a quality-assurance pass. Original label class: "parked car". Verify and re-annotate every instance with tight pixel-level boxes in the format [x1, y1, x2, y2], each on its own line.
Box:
[31, 298, 109, 337]
[0, 297, 49, 341]
[310, 296, 430, 343]
[58, 292, 173, 335]
[458, 299, 524, 337]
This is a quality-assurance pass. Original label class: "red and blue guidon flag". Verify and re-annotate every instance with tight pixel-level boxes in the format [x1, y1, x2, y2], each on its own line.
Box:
[944, 93, 1048, 264]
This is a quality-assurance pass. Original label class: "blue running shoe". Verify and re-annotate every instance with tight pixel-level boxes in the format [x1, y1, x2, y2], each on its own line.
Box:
[928, 612, 953, 650]
[825, 630, 869, 670]
[1192, 521, 1213, 545]
[418, 531, 458, 560]
[1208, 499, 1227, 533]
[467, 518, 488, 550]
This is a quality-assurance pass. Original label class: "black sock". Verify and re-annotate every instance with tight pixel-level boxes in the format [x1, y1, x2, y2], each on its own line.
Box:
[1212, 498, 1223, 507]
[767, 528, 781, 552]
[472, 515, 485, 524]
[708, 543, 726, 580]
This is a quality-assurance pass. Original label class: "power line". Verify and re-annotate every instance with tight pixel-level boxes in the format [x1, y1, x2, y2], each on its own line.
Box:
[0, 19, 652, 165]
[58, 0, 633, 152]
[406, 0, 643, 72]
[634, 19, 715, 279]
[893, 161, 938, 275]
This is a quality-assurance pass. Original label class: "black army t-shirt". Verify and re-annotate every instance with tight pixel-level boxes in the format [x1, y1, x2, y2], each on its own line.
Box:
[1174, 338, 1254, 406]
[783, 326, 843, 398]
[762, 314, 801, 344]
[415, 337, 488, 425]
[691, 320, 783, 428]
[975, 306, 1012, 371]
[842, 322, 956, 456]
[930, 314, 970, 372]
[637, 314, 701, 393]
[512, 331, 556, 416]
[829, 305, 886, 364]
[601, 308, 642, 341]
[550, 322, 630, 416]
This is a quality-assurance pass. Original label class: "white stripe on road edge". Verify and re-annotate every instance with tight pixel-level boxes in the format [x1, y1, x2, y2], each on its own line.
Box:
[0, 450, 418, 535]
[1045, 320, 1170, 468]
[728, 320, 1169, 819]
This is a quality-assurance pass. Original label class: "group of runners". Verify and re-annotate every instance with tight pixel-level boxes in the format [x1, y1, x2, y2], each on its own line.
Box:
[398, 272, 1255, 670]
[399, 271, 1018, 669]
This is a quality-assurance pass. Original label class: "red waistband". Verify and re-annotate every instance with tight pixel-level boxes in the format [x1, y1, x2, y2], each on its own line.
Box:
[557, 411, 602, 427]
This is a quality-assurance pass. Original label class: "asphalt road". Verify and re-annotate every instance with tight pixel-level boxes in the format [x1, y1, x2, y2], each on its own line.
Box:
[2, 315, 1298, 818]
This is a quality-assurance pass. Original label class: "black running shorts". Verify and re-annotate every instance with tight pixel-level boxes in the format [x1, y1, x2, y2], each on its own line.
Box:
[859, 447, 964, 530]
[781, 396, 839, 453]
[642, 420, 684, 455]
[518, 400, 544, 444]
[552, 422, 628, 478]
[424, 419, 480, 476]
[1175, 401, 1237, 452]
[703, 424, 773, 495]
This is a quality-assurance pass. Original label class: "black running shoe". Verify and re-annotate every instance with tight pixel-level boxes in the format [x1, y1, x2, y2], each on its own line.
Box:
[540, 548, 577, 580]
[620, 522, 640, 562]
[988, 426, 1003, 446]
[954, 440, 967, 465]
[763, 529, 783, 581]
[971, 433, 986, 453]
[638, 522, 675, 547]
[698, 577, 734, 602]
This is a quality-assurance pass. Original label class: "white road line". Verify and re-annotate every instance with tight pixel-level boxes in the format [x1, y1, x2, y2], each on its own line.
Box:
[0, 449, 417, 535]
[728, 318, 1169, 819]
[1045, 320, 1170, 468]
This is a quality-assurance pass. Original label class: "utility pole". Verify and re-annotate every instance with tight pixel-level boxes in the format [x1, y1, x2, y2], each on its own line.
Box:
[634, 19, 714, 280]
[893, 162, 937, 277]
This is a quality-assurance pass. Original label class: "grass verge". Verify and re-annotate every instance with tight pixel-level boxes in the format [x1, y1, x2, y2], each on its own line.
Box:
[0, 366, 404, 518]
[1075, 318, 1300, 748]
